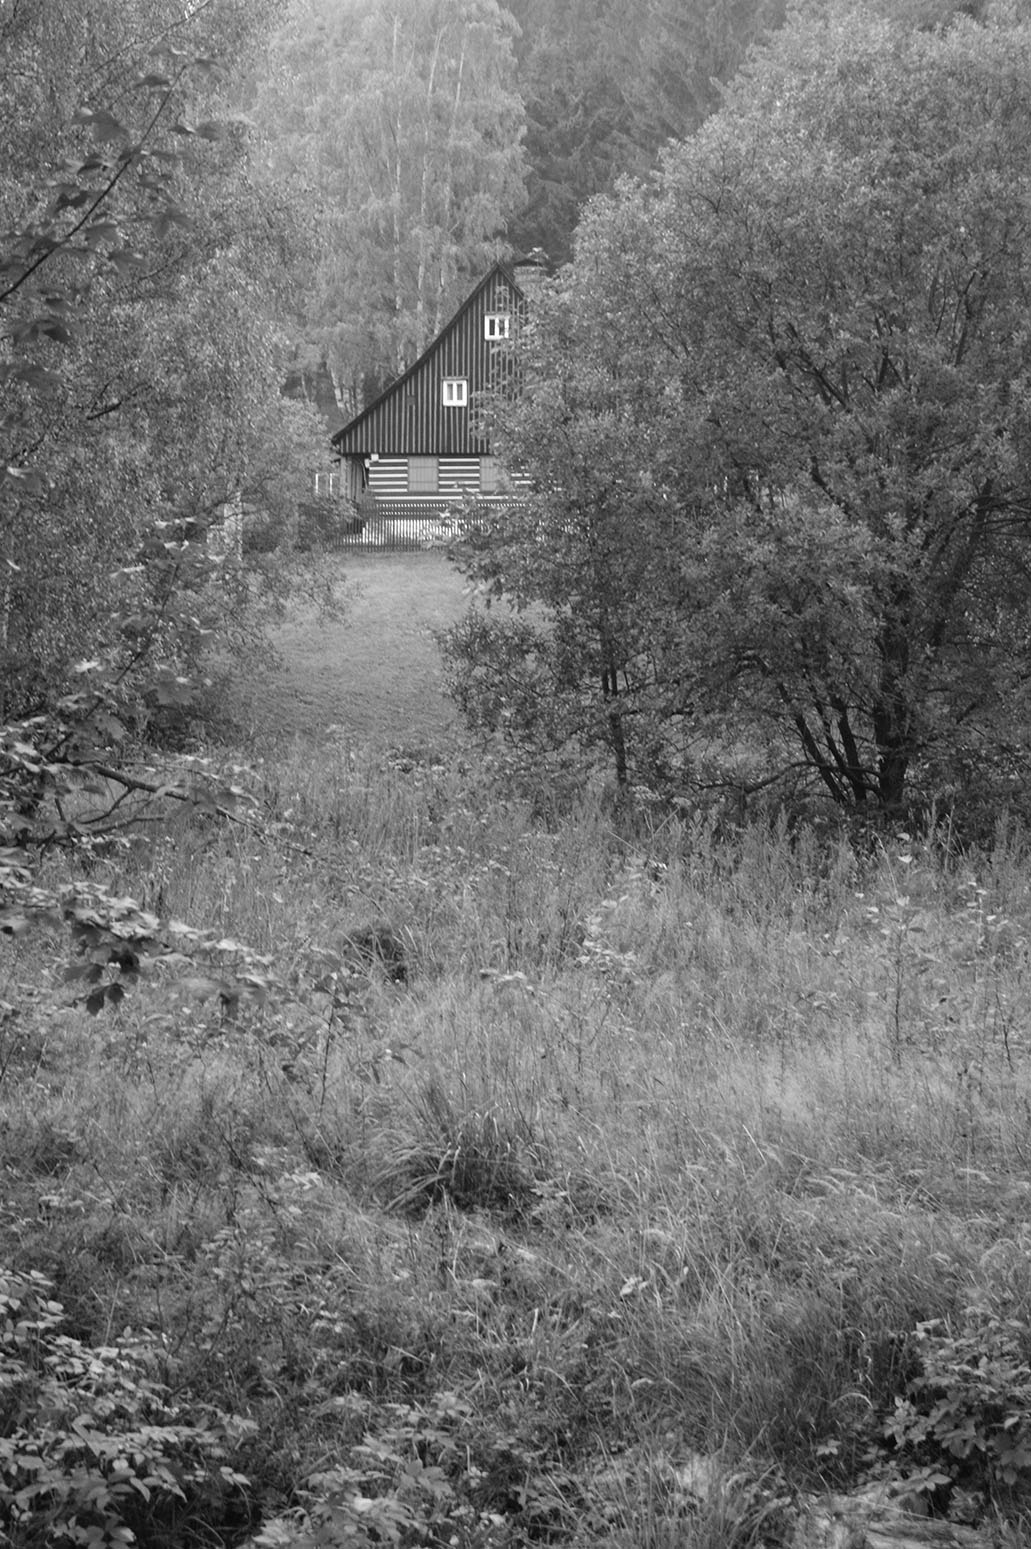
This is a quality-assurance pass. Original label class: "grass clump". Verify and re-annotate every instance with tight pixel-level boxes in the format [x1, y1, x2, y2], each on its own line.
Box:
[376, 1075, 549, 1216]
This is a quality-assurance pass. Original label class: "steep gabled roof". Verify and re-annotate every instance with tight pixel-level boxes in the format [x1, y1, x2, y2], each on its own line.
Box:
[331, 261, 526, 456]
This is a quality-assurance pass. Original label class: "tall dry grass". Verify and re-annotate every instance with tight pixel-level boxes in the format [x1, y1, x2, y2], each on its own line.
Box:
[5, 738, 1031, 1541]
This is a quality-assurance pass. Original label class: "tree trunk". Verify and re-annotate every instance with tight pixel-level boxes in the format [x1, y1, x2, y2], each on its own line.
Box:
[602, 655, 629, 789]
[414, 24, 444, 356]
[433, 38, 467, 338]
[872, 598, 913, 812]
[390, 16, 407, 376]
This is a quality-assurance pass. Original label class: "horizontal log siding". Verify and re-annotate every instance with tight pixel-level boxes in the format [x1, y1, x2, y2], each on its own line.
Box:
[364, 456, 531, 500]
[334, 267, 523, 458]
[367, 458, 409, 497]
[439, 458, 479, 493]
[495, 466, 532, 491]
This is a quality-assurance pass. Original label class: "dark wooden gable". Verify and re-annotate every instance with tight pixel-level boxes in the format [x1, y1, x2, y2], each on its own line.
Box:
[332, 263, 525, 459]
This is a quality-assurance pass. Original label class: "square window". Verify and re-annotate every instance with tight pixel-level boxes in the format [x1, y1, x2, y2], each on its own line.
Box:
[442, 378, 468, 407]
[484, 313, 511, 341]
[409, 456, 437, 493]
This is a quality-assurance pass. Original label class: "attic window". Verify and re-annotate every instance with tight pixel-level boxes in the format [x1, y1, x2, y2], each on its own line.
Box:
[442, 378, 468, 407]
[484, 313, 511, 341]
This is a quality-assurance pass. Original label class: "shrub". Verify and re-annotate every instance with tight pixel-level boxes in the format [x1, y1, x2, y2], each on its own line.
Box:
[882, 1302, 1031, 1512]
[295, 496, 363, 551]
[249, 1389, 584, 1547]
[0, 1267, 253, 1548]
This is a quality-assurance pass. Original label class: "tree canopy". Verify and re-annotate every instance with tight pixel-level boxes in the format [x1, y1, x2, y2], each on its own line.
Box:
[505, 0, 786, 265]
[446, 1, 1031, 823]
[0, 0, 324, 841]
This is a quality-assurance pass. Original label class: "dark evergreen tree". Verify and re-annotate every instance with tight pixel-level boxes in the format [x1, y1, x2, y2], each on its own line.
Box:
[632, 0, 787, 147]
[507, 0, 787, 264]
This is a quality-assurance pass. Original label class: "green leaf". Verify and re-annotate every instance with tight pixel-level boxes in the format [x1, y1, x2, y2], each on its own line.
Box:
[82, 222, 121, 249]
[107, 248, 145, 274]
[72, 108, 129, 144]
[3, 364, 64, 391]
[0, 908, 31, 936]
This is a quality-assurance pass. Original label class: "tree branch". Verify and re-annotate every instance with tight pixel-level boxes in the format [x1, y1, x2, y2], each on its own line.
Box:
[0, 65, 189, 312]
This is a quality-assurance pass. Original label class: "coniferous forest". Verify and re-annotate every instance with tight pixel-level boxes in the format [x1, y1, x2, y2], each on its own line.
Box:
[6, 3, 1031, 1546]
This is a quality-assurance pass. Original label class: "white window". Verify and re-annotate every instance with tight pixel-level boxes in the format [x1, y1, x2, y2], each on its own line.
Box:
[484, 313, 511, 341]
[442, 378, 468, 407]
[480, 457, 501, 493]
[408, 456, 438, 493]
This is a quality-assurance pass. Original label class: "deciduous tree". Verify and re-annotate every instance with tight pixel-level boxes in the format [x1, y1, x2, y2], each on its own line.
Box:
[0, 0, 323, 858]
[1, 0, 321, 723]
[449, 3, 1031, 822]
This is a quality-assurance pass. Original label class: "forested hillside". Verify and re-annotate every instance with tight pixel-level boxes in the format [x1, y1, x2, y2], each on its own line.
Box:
[248, 0, 787, 414]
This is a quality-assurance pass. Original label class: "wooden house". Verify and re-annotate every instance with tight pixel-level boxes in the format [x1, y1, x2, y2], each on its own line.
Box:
[331, 255, 545, 516]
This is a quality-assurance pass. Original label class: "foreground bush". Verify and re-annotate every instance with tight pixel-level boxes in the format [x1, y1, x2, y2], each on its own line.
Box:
[0, 1268, 252, 1547]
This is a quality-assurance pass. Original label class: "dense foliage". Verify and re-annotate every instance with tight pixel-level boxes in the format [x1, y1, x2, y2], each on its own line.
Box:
[505, 0, 787, 265]
[7, 0, 1031, 1543]
[249, 0, 794, 404]
[446, 1, 1031, 825]
[0, 0, 331, 863]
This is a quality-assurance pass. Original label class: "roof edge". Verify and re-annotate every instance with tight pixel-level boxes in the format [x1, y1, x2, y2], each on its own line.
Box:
[331, 260, 527, 450]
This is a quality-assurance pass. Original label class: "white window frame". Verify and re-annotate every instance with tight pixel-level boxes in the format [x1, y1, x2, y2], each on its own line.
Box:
[441, 377, 468, 407]
[484, 313, 511, 341]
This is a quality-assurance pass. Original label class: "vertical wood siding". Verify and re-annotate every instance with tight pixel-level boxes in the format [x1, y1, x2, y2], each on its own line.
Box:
[334, 267, 525, 459]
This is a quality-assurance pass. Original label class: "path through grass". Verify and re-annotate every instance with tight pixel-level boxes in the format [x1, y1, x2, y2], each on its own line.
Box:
[235, 551, 470, 747]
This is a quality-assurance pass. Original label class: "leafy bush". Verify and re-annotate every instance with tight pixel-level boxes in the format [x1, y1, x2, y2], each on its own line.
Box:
[0, 1267, 253, 1548]
[248, 1388, 579, 1548]
[295, 496, 364, 552]
[883, 1303, 1031, 1510]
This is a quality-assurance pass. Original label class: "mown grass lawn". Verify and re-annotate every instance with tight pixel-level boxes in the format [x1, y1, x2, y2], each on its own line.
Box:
[234, 551, 469, 749]
[4, 554, 1031, 1548]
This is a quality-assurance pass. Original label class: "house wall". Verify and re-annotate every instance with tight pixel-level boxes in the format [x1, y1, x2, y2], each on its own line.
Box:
[364, 456, 529, 499]
[368, 457, 475, 497]
[334, 267, 524, 459]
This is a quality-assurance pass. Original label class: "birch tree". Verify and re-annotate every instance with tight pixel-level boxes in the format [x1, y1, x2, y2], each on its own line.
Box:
[254, 0, 527, 404]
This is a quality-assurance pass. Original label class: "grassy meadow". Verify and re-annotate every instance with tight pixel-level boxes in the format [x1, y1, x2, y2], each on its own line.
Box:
[4, 554, 1031, 1547]
[232, 552, 468, 748]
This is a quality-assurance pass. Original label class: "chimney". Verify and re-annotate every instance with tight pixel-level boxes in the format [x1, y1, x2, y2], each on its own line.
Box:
[513, 248, 549, 306]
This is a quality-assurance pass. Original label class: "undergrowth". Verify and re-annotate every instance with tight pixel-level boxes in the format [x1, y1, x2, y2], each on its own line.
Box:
[5, 739, 1031, 1543]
